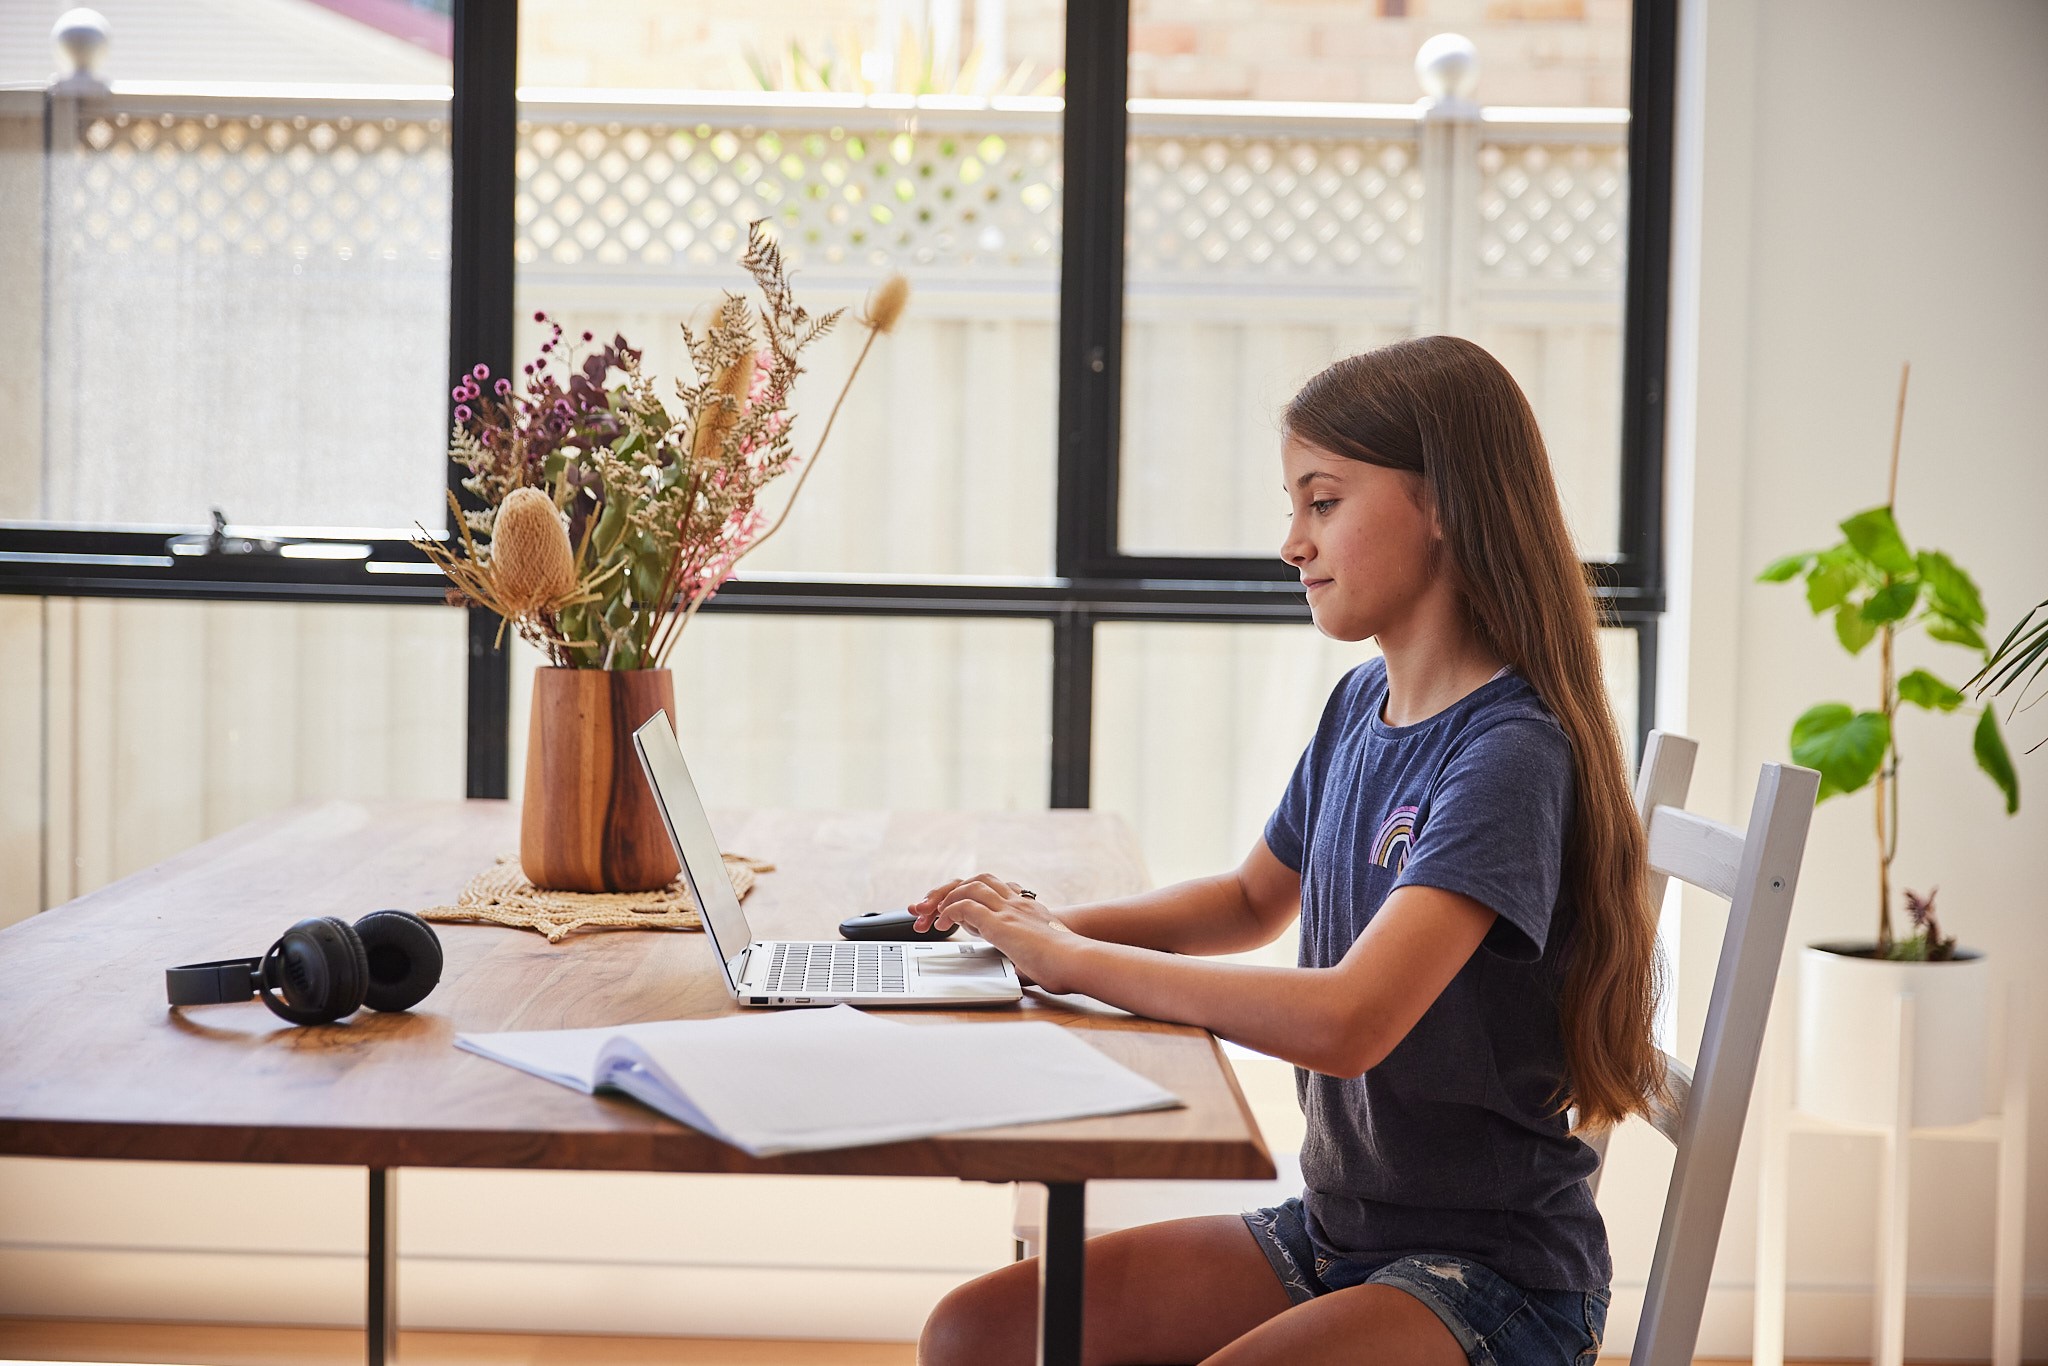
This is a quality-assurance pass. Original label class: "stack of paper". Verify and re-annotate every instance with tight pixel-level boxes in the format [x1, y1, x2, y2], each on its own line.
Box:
[456, 1005, 1182, 1156]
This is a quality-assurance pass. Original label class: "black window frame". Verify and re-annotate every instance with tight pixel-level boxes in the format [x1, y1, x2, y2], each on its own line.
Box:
[0, 0, 1676, 809]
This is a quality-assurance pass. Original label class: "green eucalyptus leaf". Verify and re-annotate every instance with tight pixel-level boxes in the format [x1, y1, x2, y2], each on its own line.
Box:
[1916, 550, 1986, 628]
[593, 498, 626, 554]
[557, 603, 587, 645]
[1759, 553, 1810, 583]
[1806, 560, 1858, 613]
[1927, 616, 1988, 651]
[1860, 579, 1921, 624]
[1791, 704, 1890, 799]
[1835, 602, 1879, 654]
[1896, 668, 1965, 711]
[1840, 507, 1916, 576]
[615, 429, 644, 459]
[1975, 707, 2020, 814]
[630, 556, 664, 602]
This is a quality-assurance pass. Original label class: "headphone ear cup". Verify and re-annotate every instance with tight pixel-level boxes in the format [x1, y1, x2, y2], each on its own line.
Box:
[353, 910, 443, 1013]
[257, 918, 367, 1025]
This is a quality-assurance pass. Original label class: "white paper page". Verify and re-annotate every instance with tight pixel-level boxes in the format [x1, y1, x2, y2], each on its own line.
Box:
[608, 1005, 1182, 1157]
[454, 1021, 622, 1093]
[454, 1007, 900, 1097]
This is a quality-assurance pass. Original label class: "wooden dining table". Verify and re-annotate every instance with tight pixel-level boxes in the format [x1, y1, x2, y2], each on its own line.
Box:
[0, 799, 1275, 1366]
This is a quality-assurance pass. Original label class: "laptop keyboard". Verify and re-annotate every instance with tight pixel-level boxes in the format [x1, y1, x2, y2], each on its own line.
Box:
[767, 942, 908, 995]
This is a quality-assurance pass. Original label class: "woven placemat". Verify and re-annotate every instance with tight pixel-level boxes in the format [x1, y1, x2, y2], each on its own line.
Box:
[418, 853, 774, 944]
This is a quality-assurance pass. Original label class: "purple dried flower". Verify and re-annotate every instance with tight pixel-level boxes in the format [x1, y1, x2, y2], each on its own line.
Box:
[540, 341, 553, 353]
[581, 330, 594, 342]
[471, 363, 489, 380]
[533, 310, 547, 323]
[454, 404, 472, 423]
[495, 378, 512, 395]
[450, 385, 467, 400]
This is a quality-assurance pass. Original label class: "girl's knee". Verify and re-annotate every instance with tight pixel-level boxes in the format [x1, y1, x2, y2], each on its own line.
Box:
[919, 1260, 1037, 1366]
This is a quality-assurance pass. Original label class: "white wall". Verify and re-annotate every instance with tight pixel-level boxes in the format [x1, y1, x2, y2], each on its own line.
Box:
[1640, 0, 2048, 1357]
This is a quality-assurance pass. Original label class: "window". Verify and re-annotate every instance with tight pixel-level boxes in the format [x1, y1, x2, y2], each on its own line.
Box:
[1, 1, 1673, 909]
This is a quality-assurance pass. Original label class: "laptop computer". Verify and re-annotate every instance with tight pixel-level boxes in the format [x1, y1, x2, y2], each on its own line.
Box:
[631, 712, 1023, 1008]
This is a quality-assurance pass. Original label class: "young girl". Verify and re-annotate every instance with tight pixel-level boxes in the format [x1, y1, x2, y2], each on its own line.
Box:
[912, 335, 1664, 1366]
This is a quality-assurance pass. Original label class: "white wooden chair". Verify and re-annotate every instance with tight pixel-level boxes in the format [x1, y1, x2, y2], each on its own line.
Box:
[1588, 731, 1819, 1366]
[1014, 732, 1820, 1366]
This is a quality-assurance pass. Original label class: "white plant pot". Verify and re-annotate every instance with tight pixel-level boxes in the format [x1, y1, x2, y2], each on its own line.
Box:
[1795, 941, 1989, 1129]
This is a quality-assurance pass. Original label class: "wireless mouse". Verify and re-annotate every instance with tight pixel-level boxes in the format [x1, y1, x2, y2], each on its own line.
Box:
[839, 907, 958, 941]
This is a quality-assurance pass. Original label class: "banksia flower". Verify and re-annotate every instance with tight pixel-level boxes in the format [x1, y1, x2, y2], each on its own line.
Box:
[490, 487, 577, 615]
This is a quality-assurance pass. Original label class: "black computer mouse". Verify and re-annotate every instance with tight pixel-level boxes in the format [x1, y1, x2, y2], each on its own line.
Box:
[838, 907, 958, 941]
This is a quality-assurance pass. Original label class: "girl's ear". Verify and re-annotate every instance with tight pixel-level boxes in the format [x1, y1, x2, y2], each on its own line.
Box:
[1417, 474, 1445, 542]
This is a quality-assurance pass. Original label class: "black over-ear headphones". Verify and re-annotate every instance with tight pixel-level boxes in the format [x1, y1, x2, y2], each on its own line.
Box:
[166, 911, 444, 1025]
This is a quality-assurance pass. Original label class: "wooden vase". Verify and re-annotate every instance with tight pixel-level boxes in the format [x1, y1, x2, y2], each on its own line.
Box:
[519, 667, 681, 893]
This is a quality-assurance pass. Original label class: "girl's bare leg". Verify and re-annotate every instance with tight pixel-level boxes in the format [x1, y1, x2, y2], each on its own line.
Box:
[919, 1214, 1293, 1366]
[1201, 1282, 1467, 1366]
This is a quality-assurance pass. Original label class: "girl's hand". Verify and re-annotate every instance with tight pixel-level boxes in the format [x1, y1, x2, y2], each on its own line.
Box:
[910, 874, 1081, 994]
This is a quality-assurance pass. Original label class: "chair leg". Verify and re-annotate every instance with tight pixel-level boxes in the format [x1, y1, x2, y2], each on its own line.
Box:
[1992, 986, 2028, 1366]
[1753, 1020, 1790, 1366]
[1872, 995, 1914, 1366]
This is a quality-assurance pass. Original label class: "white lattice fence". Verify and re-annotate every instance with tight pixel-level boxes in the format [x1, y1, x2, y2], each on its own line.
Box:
[29, 89, 1629, 551]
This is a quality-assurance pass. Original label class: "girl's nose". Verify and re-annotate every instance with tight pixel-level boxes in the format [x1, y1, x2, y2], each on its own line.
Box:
[1280, 519, 1311, 566]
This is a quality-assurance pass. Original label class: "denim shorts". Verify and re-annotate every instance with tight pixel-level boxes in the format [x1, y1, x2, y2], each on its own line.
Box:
[1243, 1198, 1609, 1366]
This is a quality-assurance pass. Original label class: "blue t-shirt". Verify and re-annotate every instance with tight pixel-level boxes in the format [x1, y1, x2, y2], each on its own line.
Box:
[1262, 656, 1608, 1291]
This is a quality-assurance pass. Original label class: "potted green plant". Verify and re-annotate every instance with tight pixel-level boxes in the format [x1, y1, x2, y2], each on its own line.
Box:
[1758, 367, 2019, 1128]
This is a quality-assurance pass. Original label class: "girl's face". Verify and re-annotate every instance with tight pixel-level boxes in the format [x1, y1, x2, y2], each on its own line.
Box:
[1279, 434, 1439, 643]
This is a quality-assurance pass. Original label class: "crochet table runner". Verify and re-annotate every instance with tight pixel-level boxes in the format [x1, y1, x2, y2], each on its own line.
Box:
[418, 853, 774, 944]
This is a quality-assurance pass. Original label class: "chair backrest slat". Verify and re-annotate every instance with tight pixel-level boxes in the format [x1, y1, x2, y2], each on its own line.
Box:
[1646, 1053, 1692, 1146]
[1646, 807, 1746, 900]
[1631, 754, 1819, 1366]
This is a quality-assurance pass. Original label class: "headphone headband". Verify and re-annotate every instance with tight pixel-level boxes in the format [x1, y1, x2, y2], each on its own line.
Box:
[165, 957, 263, 1007]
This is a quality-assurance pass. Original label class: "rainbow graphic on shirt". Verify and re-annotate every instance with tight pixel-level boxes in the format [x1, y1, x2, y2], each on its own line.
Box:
[1371, 805, 1419, 872]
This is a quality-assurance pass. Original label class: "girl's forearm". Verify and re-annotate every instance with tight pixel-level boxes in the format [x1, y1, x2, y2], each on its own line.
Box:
[1057, 871, 1286, 956]
[1059, 939, 1371, 1077]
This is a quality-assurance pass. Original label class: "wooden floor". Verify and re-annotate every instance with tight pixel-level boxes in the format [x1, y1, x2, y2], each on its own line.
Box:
[0, 1319, 916, 1366]
[0, 1322, 1897, 1366]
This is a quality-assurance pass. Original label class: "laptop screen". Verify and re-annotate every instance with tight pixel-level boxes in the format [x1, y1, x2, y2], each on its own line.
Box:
[631, 712, 755, 993]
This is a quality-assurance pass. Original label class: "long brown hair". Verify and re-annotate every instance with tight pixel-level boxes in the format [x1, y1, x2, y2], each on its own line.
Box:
[1285, 334, 1663, 1131]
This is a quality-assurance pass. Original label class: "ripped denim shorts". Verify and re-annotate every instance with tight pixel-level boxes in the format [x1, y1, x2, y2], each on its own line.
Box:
[1242, 1198, 1610, 1366]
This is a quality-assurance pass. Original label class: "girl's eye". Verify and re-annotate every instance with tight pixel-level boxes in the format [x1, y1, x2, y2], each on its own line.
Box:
[1310, 499, 1337, 515]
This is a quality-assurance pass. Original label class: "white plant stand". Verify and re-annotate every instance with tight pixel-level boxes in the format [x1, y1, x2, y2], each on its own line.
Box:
[1753, 983, 2029, 1366]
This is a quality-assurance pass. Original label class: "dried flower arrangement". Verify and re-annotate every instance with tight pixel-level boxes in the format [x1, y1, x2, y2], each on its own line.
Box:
[419, 221, 909, 669]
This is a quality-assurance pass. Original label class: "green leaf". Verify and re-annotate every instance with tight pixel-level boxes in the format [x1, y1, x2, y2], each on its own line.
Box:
[1975, 708, 2020, 815]
[1758, 552, 1811, 583]
[1835, 602, 1879, 654]
[1791, 703, 1890, 800]
[1806, 560, 1858, 613]
[1861, 579, 1922, 624]
[1917, 550, 1986, 627]
[1896, 668, 1965, 711]
[1840, 507, 1916, 576]
[1927, 616, 1988, 651]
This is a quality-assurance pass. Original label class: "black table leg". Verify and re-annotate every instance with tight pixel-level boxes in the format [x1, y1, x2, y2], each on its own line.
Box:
[1038, 1182, 1085, 1366]
[368, 1167, 397, 1366]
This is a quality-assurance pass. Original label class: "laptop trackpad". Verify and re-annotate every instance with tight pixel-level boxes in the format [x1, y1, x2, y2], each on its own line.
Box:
[913, 945, 1009, 978]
